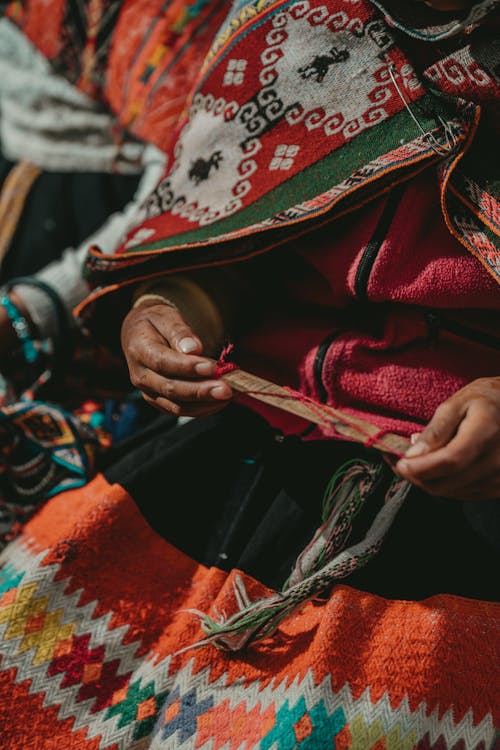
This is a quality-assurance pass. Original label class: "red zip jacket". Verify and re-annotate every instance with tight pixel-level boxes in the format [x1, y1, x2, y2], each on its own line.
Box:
[238, 171, 500, 439]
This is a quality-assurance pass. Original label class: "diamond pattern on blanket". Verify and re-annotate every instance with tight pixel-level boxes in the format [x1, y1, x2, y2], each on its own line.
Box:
[0, 519, 498, 750]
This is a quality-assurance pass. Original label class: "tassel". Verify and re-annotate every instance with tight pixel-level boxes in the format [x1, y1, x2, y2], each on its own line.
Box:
[186, 461, 411, 652]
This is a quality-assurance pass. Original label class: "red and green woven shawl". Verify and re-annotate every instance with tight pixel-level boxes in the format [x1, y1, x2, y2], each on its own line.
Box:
[3, 0, 499, 318]
[79, 0, 500, 323]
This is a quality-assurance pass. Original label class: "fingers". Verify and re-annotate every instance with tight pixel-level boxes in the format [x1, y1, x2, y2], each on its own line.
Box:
[121, 303, 233, 418]
[136, 369, 232, 405]
[129, 352, 233, 418]
[127, 335, 216, 382]
[403, 396, 466, 460]
[396, 399, 500, 499]
[141, 392, 231, 418]
[122, 304, 215, 380]
[139, 370, 232, 417]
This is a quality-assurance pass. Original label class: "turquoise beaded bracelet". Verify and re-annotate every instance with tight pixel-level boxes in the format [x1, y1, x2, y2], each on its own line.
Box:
[0, 295, 38, 364]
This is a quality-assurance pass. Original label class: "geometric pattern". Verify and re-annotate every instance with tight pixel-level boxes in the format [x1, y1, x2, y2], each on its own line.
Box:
[121, 0, 420, 234]
[75, 0, 499, 317]
[148, 662, 497, 750]
[0, 540, 166, 749]
[5, 0, 499, 300]
[1, 537, 498, 750]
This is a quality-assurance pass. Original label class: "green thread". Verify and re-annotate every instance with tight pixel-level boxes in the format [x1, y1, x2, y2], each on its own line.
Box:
[182, 461, 411, 652]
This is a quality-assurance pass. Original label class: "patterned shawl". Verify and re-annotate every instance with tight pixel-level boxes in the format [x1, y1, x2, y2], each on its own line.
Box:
[3, 0, 500, 327]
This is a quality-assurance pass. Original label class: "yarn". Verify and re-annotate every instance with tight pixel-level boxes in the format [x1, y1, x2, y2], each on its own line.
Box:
[185, 460, 411, 652]
[215, 347, 409, 457]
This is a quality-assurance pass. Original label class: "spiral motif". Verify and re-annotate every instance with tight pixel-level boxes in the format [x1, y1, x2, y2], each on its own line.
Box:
[233, 178, 252, 198]
[327, 10, 349, 30]
[241, 137, 261, 158]
[306, 6, 330, 25]
[304, 107, 327, 130]
[324, 112, 345, 135]
[238, 158, 257, 178]
[259, 66, 278, 86]
[260, 28, 288, 48]
[285, 103, 305, 125]
[289, 1, 310, 20]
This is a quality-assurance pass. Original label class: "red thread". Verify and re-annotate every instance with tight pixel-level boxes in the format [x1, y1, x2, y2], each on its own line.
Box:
[215, 362, 238, 377]
[215, 343, 238, 377]
[283, 386, 335, 427]
[242, 386, 384, 446]
[218, 343, 234, 362]
[215, 355, 401, 454]
[363, 430, 390, 449]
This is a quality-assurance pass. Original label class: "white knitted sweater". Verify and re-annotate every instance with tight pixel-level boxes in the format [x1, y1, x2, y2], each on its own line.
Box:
[0, 19, 166, 338]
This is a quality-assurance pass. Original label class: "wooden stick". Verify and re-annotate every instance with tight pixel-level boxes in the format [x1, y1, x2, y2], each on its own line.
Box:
[222, 369, 410, 457]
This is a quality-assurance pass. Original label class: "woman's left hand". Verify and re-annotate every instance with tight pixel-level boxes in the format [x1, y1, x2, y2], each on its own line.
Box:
[395, 377, 500, 500]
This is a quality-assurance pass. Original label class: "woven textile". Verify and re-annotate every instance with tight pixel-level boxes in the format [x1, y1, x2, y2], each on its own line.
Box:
[3, 1, 499, 311]
[4, 0, 230, 150]
[0, 475, 498, 749]
[0, 19, 144, 174]
[73, 0, 500, 328]
[0, 399, 103, 548]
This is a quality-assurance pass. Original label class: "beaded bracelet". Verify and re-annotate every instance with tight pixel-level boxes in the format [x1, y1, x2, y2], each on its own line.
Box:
[0, 295, 38, 364]
[5, 277, 70, 370]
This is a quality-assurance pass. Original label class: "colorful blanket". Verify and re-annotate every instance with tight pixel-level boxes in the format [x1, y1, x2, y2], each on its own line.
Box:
[0, 475, 498, 749]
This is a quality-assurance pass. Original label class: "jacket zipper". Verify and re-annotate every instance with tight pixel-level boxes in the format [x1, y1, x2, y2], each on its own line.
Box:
[354, 183, 406, 302]
[314, 186, 405, 402]
[425, 311, 500, 351]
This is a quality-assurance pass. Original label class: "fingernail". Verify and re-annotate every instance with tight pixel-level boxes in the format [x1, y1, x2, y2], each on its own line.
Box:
[179, 337, 198, 353]
[405, 440, 429, 458]
[410, 433, 420, 445]
[195, 361, 215, 376]
[210, 385, 228, 399]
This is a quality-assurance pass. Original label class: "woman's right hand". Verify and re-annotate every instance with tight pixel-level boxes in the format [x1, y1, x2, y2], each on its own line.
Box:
[121, 300, 233, 417]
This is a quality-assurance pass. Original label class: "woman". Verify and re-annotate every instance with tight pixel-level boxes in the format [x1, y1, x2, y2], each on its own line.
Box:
[0, 0, 499, 748]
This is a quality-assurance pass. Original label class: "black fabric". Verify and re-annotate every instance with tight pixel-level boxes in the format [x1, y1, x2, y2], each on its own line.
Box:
[0, 158, 139, 282]
[104, 405, 499, 601]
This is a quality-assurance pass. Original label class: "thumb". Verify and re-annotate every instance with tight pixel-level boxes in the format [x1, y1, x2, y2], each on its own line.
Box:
[153, 304, 204, 355]
[405, 398, 464, 458]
